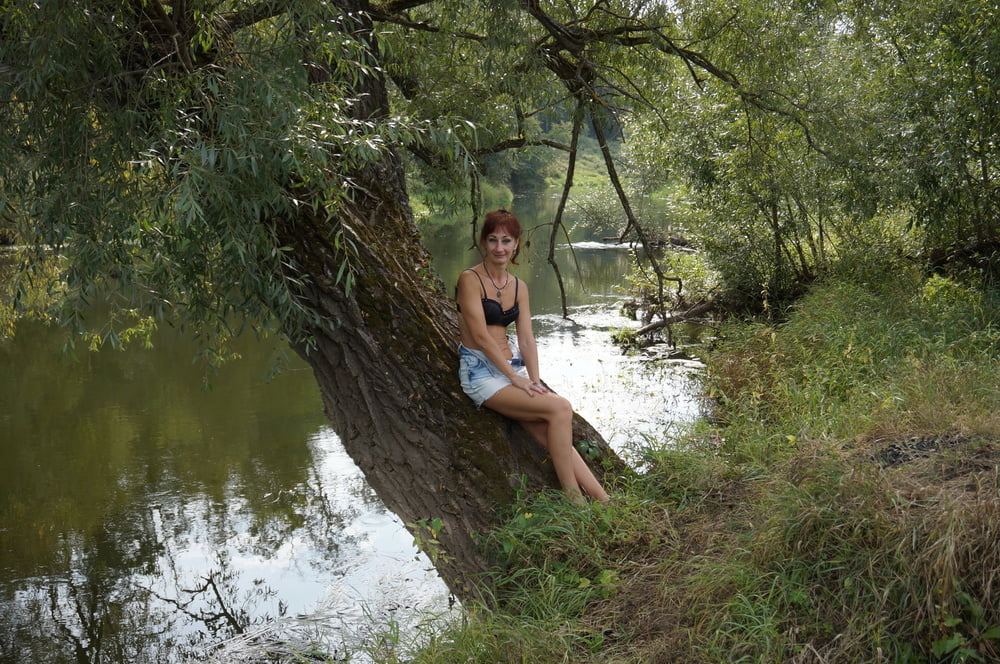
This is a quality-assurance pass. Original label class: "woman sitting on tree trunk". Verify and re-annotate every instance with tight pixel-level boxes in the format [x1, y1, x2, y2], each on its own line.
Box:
[456, 209, 610, 503]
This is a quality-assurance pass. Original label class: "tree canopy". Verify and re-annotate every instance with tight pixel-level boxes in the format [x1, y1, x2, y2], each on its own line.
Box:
[5, 0, 996, 332]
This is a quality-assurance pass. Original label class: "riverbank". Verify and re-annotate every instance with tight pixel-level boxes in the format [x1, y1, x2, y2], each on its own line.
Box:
[343, 257, 1000, 663]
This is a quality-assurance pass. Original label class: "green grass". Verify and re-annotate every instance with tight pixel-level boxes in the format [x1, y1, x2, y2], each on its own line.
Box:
[706, 265, 1000, 461]
[329, 258, 1000, 664]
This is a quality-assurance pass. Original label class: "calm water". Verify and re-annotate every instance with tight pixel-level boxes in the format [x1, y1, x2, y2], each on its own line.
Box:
[0, 197, 704, 663]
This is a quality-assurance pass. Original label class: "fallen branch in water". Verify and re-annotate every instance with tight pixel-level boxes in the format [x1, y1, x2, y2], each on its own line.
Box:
[635, 297, 717, 336]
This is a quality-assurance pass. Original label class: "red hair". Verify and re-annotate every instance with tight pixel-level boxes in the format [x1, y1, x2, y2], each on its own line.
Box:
[480, 209, 522, 264]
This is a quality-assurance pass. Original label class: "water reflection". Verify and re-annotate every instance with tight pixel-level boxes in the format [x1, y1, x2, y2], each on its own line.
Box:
[0, 320, 443, 663]
[0, 199, 704, 663]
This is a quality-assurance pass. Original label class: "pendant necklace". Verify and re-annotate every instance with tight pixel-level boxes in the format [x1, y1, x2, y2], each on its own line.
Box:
[485, 269, 509, 300]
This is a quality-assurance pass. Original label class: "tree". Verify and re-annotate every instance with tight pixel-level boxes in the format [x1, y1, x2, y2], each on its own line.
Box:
[621, 0, 1000, 312]
[854, 0, 1000, 274]
[614, 0, 877, 312]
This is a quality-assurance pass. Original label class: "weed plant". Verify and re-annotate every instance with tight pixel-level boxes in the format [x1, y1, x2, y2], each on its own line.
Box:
[680, 261, 1000, 662]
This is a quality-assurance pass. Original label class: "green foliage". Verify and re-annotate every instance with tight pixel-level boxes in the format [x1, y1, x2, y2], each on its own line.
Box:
[6, 0, 996, 340]
[619, 0, 868, 310]
[612, 0, 1000, 309]
[859, 0, 1000, 251]
[932, 592, 1000, 663]
[4, 0, 998, 336]
[483, 492, 632, 620]
[408, 517, 454, 567]
[381, 3, 570, 202]
[624, 249, 718, 312]
[0, 1, 394, 349]
[703, 258, 1000, 466]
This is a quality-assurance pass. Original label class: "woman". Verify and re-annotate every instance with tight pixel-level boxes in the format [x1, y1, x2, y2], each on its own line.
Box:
[457, 209, 609, 502]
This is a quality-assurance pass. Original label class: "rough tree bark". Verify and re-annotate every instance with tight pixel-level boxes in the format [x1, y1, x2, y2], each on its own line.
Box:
[279, 186, 625, 601]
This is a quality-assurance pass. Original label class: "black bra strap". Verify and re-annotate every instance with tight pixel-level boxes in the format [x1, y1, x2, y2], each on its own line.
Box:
[462, 268, 518, 302]
[463, 268, 488, 298]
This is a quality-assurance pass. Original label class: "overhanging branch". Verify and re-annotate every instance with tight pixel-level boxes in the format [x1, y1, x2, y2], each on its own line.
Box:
[472, 137, 573, 157]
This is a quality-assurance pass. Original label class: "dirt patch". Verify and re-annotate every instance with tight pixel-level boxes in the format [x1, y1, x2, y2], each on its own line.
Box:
[873, 433, 981, 466]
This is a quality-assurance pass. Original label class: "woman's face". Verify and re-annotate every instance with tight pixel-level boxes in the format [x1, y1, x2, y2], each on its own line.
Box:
[482, 226, 519, 265]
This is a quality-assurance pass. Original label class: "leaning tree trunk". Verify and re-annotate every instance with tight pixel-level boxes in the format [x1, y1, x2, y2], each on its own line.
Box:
[272, 2, 627, 601]
[277, 166, 625, 601]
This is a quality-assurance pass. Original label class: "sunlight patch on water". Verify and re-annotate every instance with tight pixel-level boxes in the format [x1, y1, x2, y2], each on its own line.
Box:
[561, 240, 636, 250]
[532, 302, 704, 455]
[202, 428, 454, 663]
[305, 429, 451, 621]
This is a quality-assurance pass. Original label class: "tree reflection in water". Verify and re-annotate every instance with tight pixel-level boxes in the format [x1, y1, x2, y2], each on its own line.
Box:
[0, 317, 395, 663]
[0, 445, 360, 663]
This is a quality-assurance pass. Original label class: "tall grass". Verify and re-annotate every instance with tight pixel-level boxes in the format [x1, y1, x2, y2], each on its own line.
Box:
[705, 263, 1000, 465]
[682, 262, 1000, 663]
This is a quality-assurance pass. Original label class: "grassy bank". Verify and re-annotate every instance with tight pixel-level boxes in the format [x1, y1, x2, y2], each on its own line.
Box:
[358, 259, 1000, 664]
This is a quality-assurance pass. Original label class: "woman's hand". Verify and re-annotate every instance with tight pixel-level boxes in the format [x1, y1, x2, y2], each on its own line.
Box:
[512, 374, 548, 397]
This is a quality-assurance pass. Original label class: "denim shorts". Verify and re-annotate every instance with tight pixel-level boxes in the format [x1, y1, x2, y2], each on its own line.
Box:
[458, 342, 528, 407]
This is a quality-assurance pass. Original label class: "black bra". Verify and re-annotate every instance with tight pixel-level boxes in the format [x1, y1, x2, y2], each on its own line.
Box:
[457, 269, 520, 327]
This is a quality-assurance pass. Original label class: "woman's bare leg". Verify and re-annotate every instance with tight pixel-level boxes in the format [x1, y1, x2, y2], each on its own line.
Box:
[485, 388, 608, 501]
[572, 448, 610, 502]
[524, 420, 610, 501]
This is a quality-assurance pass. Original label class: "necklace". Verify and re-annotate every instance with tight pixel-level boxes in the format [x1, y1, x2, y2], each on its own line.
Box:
[484, 268, 509, 300]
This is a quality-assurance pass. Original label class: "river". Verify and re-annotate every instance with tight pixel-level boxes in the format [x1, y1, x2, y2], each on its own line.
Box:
[0, 198, 704, 663]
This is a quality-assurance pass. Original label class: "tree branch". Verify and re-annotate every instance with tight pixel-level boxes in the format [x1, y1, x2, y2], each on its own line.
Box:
[375, 0, 438, 12]
[519, 0, 592, 55]
[369, 9, 487, 42]
[548, 102, 587, 319]
[218, 0, 288, 35]
[635, 297, 717, 336]
[589, 107, 668, 292]
[472, 137, 572, 157]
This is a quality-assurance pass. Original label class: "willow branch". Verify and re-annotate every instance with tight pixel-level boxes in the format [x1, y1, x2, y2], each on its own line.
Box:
[590, 107, 681, 322]
[217, 0, 287, 35]
[375, 0, 437, 12]
[472, 137, 572, 157]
